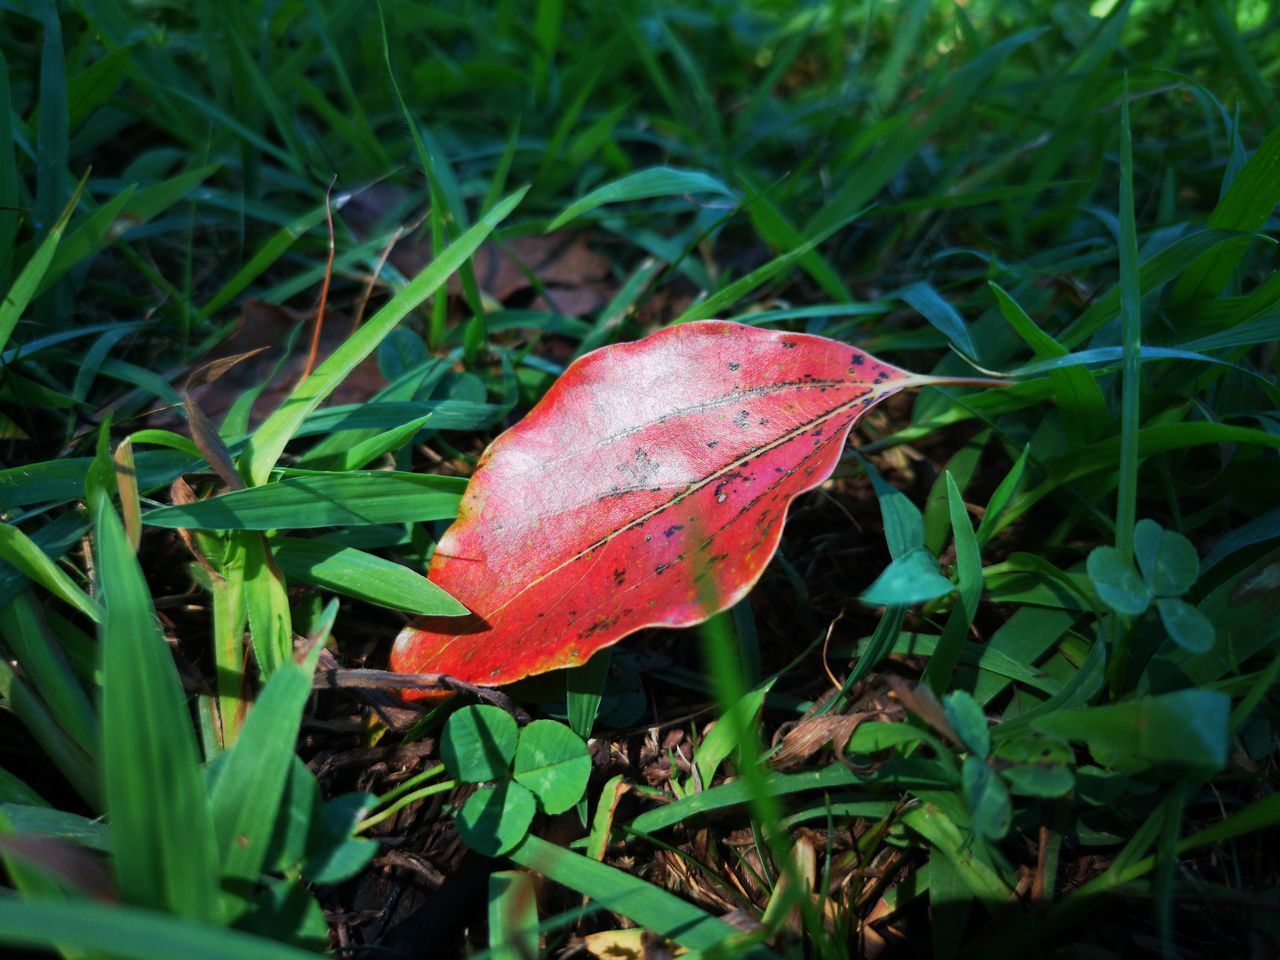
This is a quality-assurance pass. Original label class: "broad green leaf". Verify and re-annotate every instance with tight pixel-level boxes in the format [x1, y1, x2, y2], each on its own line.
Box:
[1156, 598, 1215, 654]
[271, 538, 466, 616]
[96, 497, 219, 920]
[1144, 549, 1280, 691]
[1030, 689, 1229, 770]
[992, 734, 1075, 798]
[455, 782, 536, 856]
[441, 706, 518, 783]
[962, 756, 1011, 841]
[1133, 519, 1199, 598]
[512, 720, 591, 815]
[301, 793, 378, 884]
[142, 473, 466, 530]
[548, 166, 736, 230]
[861, 548, 955, 607]
[1085, 546, 1150, 615]
[944, 691, 990, 758]
[899, 798, 1015, 904]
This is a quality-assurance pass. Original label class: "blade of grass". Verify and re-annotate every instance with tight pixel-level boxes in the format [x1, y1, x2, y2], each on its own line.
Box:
[241, 186, 527, 487]
[548, 167, 737, 231]
[96, 493, 220, 920]
[142, 472, 466, 530]
[510, 834, 781, 958]
[0, 174, 86, 355]
[0, 524, 100, 622]
[270, 538, 467, 615]
[0, 590, 96, 755]
[0, 48, 16, 289]
[0, 893, 333, 960]
[209, 609, 327, 900]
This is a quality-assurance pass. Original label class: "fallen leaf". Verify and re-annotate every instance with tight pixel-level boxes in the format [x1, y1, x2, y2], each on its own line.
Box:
[392, 320, 998, 697]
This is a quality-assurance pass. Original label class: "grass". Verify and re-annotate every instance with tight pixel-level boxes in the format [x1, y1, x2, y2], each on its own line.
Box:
[0, 0, 1278, 957]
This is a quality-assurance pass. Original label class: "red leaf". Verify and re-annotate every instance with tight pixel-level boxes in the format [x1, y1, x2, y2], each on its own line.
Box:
[393, 320, 980, 698]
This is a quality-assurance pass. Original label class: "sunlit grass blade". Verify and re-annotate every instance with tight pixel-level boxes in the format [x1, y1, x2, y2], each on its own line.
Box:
[271, 538, 466, 615]
[241, 185, 528, 487]
[0, 524, 100, 622]
[95, 494, 220, 920]
[209, 611, 327, 900]
[143, 472, 465, 530]
[0, 174, 85, 355]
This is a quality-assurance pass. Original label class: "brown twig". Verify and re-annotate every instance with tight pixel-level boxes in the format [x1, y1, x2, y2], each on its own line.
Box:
[299, 176, 338, 385]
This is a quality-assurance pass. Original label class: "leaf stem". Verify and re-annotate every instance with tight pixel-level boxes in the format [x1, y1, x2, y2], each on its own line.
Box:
[358, 775, 456, 833]
[1115, 73, 1142, 566]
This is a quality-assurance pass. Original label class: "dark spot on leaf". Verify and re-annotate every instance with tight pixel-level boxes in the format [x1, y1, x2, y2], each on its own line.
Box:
[655, 563, 671, 576]
[727, 362, 739, 371]
[781, 341, 796, 349]
[707, 440, 719, 448]
[664, 524, 684, 538]
[613, 568, 626, 586]
[851, 354, 865, 366]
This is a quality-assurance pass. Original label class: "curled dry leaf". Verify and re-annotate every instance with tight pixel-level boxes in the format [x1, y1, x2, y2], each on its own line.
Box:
[770, 711, 895, 770]
[392, 320, 1000, 698]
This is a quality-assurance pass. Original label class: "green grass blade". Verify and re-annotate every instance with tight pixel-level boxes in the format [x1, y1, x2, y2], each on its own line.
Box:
[194, 202, 330, 322]
[0, 175, 84, 355]
[143, 472, 465, 530]
[806, 28, 1043, 237]
[0, 590, 96, 756]
[35, 1, 68, 243]
[1171, 120, 1280, 305]
[921, 473, 982, 694]
[241, 186, 528, 487]
[488, 870, 539, 960]
[0, 893, 331, 960]
[510, 834, 781, 958]
[271, 537, 466, 615]
[96, 494, 220, 920]
[241, 531, 291, 676]
[548, 167, 737, 231]
[0, 48, 16, 288]
[0, 524, 100, 622]
[209, 623, 325, 895]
